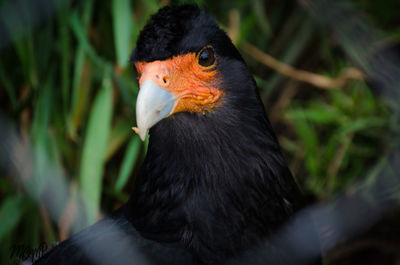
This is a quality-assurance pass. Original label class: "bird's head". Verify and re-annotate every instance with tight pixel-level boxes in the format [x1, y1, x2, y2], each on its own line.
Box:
[131, 5, 257, 140]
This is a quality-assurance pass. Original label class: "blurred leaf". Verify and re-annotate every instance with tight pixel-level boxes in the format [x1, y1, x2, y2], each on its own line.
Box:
[286, 104, 343, 124]
[339, 117, 387, 136]
[69, 11, 105, 70]
[69, 57, 93, 137]
[279, 137, 298, 154]
[112, 0, 133, 68]
[260, 18, 314, 99]
[79, 76, 113, 225]
[32, 76, 52, 145]
[0, 62, 17, 110]
[238, 15, 256, 44]
[330, 89, 353, 110]
[115, 136, 141, 192]
[22, 205, 41, 247]
[2, 3, 38, 88]
[291, 115, 320, 176]
[57, 3, 71, 116]
[30, 76, 54, 198]
[69, 0, 94, 137]
[0, 195, 26, 240]
[141, 0, 160, 13]
[114, 72, 138, 107]
[105, 119, 132, 161]
[251, 0, 271, 37]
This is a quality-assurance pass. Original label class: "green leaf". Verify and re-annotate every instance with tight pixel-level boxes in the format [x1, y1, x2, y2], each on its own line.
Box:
[32, 76, 52, 145]
[69, 11, 105, 69]
[0, 62, 17, 110]
[291, 113, 320, 176]
[57, 3, 71, 116]
[286, 104, 343, 124]
[115, 136, 141, 192]
[0, 195, 26, 240]
[79, 76, 113, 225]
[105, 119, 132, 161]
[339, 117, 387, 136]
[30, 76, 54, 199]
[69, 0, 94, 137]
[141, 0, 160, 13]
[2, 2, 38, 88]
[251, 0, 272, 37]
[112, 0, 133, 68]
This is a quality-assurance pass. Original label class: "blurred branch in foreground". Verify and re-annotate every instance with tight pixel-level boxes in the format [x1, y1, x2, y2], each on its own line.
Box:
[231, 151, 400, 265]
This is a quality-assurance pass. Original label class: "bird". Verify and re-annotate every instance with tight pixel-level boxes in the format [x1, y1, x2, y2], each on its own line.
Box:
[34, 5, 319, 265]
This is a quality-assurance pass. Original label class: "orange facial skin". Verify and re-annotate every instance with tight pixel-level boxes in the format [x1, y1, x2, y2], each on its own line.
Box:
[135, 53, 224, 115]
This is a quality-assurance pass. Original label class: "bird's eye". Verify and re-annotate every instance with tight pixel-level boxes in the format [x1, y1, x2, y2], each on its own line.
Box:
[197, 46, 215, 67]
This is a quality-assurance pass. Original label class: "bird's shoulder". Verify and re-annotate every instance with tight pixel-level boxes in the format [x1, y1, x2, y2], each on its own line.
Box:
[33, 208, 193, 265]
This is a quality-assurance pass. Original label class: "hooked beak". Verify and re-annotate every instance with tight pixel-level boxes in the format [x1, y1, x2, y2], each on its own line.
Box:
[134, 80, 175, 141]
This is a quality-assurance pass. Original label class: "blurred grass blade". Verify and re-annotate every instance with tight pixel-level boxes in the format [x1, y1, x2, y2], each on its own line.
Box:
[70, 11, 106, 67]
[79, 76, 113, 225]
[1, 1, 38, 88]
[115, 136, 141, 192]
[261, 18, 314, 100]
[296, 119, 319, 176]
[57, 2, 71, 116]
[251, 0, 272, 37]
[69, 0, 93, 137]
[339, 118, 387, 136]
[0, 63, 17, 110]
[286, 104, 342, 124]
[112, 0, 132, 68]
[0, 195, 25, 240]
[141, 0, 160, 13]
[32, 76, 52, 145]
[105, 119, 132, 161]
[31, 76, 53, 198]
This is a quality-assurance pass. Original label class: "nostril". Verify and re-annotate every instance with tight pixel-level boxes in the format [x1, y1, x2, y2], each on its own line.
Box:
[162, 76, 168, 84]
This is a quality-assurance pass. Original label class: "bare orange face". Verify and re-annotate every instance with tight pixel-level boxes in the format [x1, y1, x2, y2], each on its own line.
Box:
[134, 48, 224, 116]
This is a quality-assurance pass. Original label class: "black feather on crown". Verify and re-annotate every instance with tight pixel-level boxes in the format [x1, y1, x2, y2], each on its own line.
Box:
[131, 5, 242, 63]
[131, 5, 216, 62]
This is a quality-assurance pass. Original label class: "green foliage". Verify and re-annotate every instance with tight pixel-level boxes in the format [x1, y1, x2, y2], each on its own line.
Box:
[0, 194, 27, 241]
[115, 136, 142, 192]
[79, 76, 113, 225]
[284, 82, 397, 196]
[112, 0, 134, 68]
[0, 1, 155, 259]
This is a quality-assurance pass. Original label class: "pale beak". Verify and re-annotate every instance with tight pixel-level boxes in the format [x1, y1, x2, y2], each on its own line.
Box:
[134, 80, 175, 141]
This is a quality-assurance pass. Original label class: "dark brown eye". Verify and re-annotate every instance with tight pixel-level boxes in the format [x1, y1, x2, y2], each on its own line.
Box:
[197, 46, 215, 67]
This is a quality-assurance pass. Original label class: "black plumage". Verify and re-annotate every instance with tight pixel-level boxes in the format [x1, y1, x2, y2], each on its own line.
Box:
[34, 5, 316, 265]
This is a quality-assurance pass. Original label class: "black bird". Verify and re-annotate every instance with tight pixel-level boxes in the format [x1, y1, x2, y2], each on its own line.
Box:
[34, 5, 317, 265]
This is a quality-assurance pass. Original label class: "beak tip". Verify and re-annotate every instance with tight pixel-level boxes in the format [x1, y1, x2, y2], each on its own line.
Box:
[132, 126, 147, 141]
[139, 131, 147, 141]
